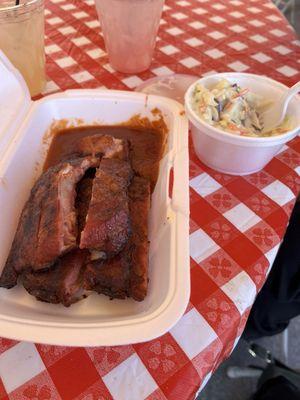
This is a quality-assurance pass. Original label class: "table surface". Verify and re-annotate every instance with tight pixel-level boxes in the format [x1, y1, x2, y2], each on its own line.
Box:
[0, 0, 300, 399]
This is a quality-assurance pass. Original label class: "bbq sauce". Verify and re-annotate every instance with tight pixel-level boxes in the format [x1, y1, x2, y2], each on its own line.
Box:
[44, 126, 165, 191]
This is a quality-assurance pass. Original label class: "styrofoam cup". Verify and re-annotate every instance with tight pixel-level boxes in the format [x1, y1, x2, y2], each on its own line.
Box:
[185, 73, 300, 175]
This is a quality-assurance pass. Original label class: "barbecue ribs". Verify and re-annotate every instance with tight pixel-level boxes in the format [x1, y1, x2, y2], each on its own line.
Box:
[0, 133, 152, 305]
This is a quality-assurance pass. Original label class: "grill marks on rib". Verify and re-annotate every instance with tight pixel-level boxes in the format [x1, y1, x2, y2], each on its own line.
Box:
[83, 176, 150, 301]
[80, 159, 133, 256]
[22, 249, 89, 307]
[0, 157, 99, 289]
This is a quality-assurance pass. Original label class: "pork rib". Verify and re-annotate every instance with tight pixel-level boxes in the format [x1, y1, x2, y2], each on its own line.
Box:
[84, 255, 130, 299]
[75, 169, 95, 234]
[0, 157, 98, 289]
[80, 158, 133, 257]
[22, 249, 88, 306]
[127, 176, 150, 301]
[84, 176, 150, 301]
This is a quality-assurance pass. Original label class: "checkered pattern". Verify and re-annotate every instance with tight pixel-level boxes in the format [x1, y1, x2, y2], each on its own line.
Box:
[1, 0, 300, 399]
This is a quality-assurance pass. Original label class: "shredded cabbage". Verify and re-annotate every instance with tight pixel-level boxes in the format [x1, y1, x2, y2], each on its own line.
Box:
[191, 79, 291, 137]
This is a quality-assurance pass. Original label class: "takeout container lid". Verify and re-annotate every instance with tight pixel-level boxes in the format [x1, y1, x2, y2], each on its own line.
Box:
[0, 51, 190, 346]
[0, 51, 32, 157]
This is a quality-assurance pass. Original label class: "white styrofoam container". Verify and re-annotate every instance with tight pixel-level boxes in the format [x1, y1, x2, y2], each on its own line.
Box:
[185, 73, 300, 175]
[0, 52, 190, 346]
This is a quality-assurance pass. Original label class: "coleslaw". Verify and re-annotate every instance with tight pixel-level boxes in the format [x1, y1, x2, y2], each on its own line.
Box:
[191, 79, 291, 137]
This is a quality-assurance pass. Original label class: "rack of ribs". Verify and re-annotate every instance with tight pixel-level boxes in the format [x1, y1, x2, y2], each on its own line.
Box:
[0, 134, 152, 305]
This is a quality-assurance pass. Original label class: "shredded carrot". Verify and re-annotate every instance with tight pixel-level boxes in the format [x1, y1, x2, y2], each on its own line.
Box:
[232, 88, 249, 99]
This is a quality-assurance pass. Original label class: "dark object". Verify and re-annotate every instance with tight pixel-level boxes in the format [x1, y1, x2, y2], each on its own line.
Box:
[22, 249, 88, 307]
[248, 343, 300, 400]
[0, 157, 98, 288]
[84, 176, 150, 301]
[79, 158, 133, 256]
[243, 199, 300, 340]
[252, 376, 300, 400]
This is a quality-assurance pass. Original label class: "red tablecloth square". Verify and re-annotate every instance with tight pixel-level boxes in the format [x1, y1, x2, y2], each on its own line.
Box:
[191, 338, 223, 380]
[160, 361, 200, 400]
[48, 349, 100, 399]
[265, 157, 295, 181]
[244, 191, 280, 219]
[244, 170, 276, 190]
[244, 255, 270, 291]
[198, 248, 243, 288]
[283, 172, 300, 195]
[199, 288, 241, 340]
[190, 195, 221, 225]
[205, 187, 240, 214]
[225, 179, 259, 202]
[73, 379, 113, 400]
[246, 220, 281, 253]
[202, 215, 241, 248]
[190, 267, 220, 307]
[189, 160, 205, 180]
[264, 207, 291, 237]
[289, 137, 300, 153]
[224, 235, 264, 268]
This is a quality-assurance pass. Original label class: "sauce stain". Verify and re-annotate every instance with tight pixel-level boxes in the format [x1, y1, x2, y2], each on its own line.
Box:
[44, 125, 166, 193]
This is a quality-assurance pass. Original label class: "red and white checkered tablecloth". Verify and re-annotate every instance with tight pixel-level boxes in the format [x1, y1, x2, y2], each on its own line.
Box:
[0, 0, 300, 399]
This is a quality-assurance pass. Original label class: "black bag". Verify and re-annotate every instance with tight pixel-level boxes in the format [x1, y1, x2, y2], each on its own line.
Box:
[249, 343, 300, 400]
[243, 198, 300, 341]
[253, 375, 300, 400]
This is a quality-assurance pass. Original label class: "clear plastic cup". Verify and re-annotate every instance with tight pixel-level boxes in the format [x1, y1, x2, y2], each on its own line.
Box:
[95, 0, 164, 74]
[0, 0, 46, 97]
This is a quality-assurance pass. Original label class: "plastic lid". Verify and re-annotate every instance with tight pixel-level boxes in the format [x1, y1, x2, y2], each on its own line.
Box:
[0, 50, 31, 157]
[135, 74, 198, 104]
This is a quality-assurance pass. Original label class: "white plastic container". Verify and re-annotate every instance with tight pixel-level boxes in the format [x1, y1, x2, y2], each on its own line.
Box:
[185, 73, 300, 175]
[0, 52, 190, 346]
